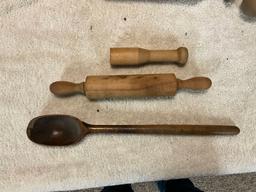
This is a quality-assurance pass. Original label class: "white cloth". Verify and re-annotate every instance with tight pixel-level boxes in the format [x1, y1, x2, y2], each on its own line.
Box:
[0, 0, 255, 191]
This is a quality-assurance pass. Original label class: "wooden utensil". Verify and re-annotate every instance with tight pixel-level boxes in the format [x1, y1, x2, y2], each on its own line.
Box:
[50, 73, 212, 100]
[110, 47, 188, 66]
[241, 0, 256, 17]
[27, 115, 240, 146]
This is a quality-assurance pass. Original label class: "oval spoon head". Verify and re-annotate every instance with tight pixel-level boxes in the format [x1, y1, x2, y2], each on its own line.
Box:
[27, 115, 88, 146]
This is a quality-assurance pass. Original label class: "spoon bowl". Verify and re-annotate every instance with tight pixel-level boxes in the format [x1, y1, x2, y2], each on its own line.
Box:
[27, 115, 88, 146]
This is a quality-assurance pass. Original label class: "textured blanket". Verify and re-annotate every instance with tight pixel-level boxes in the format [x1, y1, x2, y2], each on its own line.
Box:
[0, 0, 255, 191]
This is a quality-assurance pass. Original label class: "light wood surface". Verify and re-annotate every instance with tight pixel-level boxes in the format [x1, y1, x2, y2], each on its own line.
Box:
[110, 47, 188, 66]
[50, 74, 212, 100]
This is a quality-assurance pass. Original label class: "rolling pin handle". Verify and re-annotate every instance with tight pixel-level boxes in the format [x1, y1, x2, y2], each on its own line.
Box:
[177, 77, 212, 90]
[50, 81, 85, 97]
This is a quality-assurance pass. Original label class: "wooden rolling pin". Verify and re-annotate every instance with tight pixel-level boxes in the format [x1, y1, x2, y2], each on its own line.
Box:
[50, 73, 211, 100]
[110, 47, 188, 66]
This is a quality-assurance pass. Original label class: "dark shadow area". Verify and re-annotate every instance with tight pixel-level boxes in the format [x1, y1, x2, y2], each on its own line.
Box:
[102, 184, 134, 192]
[224, 0, 256, 22]
[158, 179, 203, 192]
[176, 88, 210, 95]
[223, 0, 235, 7]
[240, 11, 256, 23]
[110, 62, 186, 69]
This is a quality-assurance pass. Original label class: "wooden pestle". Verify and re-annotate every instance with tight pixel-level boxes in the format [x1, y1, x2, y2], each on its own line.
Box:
[50, 73, 212, 100]
[110, 47, 188, 66]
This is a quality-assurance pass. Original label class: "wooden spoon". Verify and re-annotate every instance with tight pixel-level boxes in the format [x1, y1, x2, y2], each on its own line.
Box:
[27, 115, 240, 146]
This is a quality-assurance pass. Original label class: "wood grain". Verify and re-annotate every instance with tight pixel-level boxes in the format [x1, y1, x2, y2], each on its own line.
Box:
[110, 47, 188, 66]
[89, 124, 240, 136]
[85, 74, 177, 99]
[50, 81, 84, 97]
[50, 74, 212, 100]
[27, 115, 240, 146]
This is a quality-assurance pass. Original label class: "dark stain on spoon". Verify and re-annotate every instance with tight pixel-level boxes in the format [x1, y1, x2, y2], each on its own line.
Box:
[27, 115, 85, 146]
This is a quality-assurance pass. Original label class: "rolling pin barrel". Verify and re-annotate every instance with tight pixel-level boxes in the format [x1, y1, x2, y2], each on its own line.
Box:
[85, 74, 178, 100]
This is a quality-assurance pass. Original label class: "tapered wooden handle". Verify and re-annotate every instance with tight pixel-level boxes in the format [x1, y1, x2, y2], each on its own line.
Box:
[50, 81, 85, 97]
[177, 77, 212, 90]
[110, 47, 188, 66]
[88, 125, 240, 135]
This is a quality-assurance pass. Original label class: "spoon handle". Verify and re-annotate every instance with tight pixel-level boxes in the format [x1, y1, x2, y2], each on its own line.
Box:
[88, 125, 240, 135]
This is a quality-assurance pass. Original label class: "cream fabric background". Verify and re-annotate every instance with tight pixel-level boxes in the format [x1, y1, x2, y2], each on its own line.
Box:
[0, 0, 255, 191]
